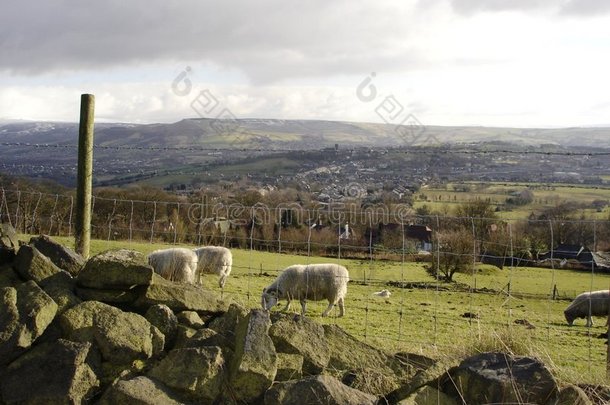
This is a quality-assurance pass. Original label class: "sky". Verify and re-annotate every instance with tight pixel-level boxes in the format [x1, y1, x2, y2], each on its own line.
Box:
[1, 0, 610, 127]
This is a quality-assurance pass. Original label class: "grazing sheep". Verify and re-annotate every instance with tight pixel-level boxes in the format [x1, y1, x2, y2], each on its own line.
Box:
[261, 264, 349, 317]
[193, 246, 233, 288]
[564, 290, 610, 327]
[147, 248, 198, 284]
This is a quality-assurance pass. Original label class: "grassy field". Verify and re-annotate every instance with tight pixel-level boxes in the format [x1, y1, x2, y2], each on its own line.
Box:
[416, 182, 610, 220]
[34, 234, 610, 387]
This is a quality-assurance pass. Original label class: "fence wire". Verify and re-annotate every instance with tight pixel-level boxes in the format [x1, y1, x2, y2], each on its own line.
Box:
[1, 188, 610, 382]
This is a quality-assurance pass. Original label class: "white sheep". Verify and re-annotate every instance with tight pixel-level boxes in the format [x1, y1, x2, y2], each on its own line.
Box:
[193, 246, 233, 288]
[147, 248, 199, 284]
[261, 263, 349, 317]
[372, 289, 391, 298]
[564, 290, 610, 327]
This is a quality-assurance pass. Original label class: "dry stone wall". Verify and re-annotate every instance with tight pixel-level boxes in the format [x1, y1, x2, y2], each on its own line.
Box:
[0, 227, 607, 404]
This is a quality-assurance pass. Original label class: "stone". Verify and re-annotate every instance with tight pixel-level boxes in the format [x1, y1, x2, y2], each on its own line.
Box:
[269, 313, 330, 374]
[556, 384, 592, 405]
[207, 302, 248, 351]
[176, 310, 205, 328]
[438, 352, 559, 405]
[264, 375, 378, 405]
[276, 352, 304, 381]
[77, 249, 153, 289]
[0, 287, 20, 366]
[39, 270, 81, 314]
[177, 328, 235, 362]
[14, 244, 62, 283]
[0, 339, 99, 404]
[173, 324, 198, 349]
[0, 246, 15, 267]
[92, 307, 161, 364]
[60, 300, 115, 343]
[0, 265, 21, 289]
[150, 324, 165, 357]
[0, 223, 18, 249]
[135, 273, 227, 313]
[323, 324, 406, 396]
[394, 352, 437, 373]
[0, 281, 58, 366]
[229, 309, 277, 403]
[0, 223, 18, 265]
[98, 376, 183, 405]
[386, 359, 456, 404]
[60, 300, 162, 364]
[397, 385, 458, 405]
[148, 347, 225, 403]
[145, 304, 178, 347]
[14, 280, 58, 343]
[29, 234, 85, 276]
[76, 285, 141, 304]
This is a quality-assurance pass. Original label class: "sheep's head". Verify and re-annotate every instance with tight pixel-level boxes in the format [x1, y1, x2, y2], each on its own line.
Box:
[261, 288, 279, 310]
[564, 310, 575, 326]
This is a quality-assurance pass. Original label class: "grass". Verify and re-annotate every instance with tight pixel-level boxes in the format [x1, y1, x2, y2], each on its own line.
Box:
[417, 182, 610, 220]
[27, 234, 610, 387]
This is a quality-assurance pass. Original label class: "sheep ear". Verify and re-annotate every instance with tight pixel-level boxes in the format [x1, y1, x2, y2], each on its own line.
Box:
[263, 288, 267, 293]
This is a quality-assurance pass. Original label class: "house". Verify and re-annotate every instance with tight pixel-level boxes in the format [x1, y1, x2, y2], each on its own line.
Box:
[480, 251, 535, 269]
[364, 223, 432, 252]
[538, 244, 610, 271]
[540, 244, 590, 261]
[405, 225, 433, 251]
[309, 219, 353, 240]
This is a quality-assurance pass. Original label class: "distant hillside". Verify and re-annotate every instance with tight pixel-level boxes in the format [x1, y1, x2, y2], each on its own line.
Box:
[1, 118, 610, 149]
[1, 118, 609, 187]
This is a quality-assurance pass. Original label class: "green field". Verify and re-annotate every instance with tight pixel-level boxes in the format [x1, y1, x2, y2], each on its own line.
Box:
[35, 234, 610, 387]
[417, 182, 610, 220]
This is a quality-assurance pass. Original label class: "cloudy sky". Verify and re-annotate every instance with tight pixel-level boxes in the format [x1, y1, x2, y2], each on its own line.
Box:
[1, 0, 610, 127]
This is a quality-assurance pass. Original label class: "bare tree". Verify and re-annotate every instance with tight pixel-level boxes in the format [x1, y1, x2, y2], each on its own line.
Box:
[429, 228, 475, 282]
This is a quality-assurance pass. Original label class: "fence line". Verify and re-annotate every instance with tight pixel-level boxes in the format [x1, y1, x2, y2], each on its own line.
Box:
[1, 187, 609, 379]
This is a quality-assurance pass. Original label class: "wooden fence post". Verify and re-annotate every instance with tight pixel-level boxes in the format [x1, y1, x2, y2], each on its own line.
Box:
[75, 94, 94, 258]
[607, 287, 610, 381]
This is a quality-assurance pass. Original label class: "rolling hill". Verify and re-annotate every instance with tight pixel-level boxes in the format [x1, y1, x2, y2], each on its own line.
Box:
[1, 118, 609, 187]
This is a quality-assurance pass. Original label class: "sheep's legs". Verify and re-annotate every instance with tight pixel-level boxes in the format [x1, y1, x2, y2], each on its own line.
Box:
[586, 316, 593, 327]
[282, 300, 291, 312]
[322, 298, 345, 317]
[338, 297, 345, 317]
[218, 275, 227, 289]
[322, 301, 334, 317]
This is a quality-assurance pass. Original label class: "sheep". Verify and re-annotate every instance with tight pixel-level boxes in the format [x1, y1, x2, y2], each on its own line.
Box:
[372, 289, 391, 304]
[147, 248, 199, 284]
[193, 246, 233, 288]
[564, 290, 610, 327]
[372, 289, 391, 298]
[261, 263, 349, 317]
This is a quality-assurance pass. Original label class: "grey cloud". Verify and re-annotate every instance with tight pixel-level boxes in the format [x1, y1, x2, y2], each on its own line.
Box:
[560, 0, 610, 15]
[443, 0, 610, 15]
[447, 0, 560, 14]
[0, 0, 422, 83]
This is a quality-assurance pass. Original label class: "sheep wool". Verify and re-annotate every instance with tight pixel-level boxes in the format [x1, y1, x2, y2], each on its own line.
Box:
[564, 290, 610, 327]
[147, 248, 199, 284]
[193, 246, 233, 288]
[261, 263, 349, 317]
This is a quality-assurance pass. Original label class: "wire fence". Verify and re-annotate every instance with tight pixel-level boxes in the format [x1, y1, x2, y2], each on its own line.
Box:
[1, 187, 610, 382]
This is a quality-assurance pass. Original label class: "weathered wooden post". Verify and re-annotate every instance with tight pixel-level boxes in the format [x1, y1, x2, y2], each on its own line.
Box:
[75, 94, 94, 258]
[607, 287, 610, 381]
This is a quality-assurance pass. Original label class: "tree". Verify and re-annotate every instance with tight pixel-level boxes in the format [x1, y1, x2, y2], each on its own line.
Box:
[429, 228, 475, 282]
[454, 200, 497, 240]
[506, 188, 534, 206]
